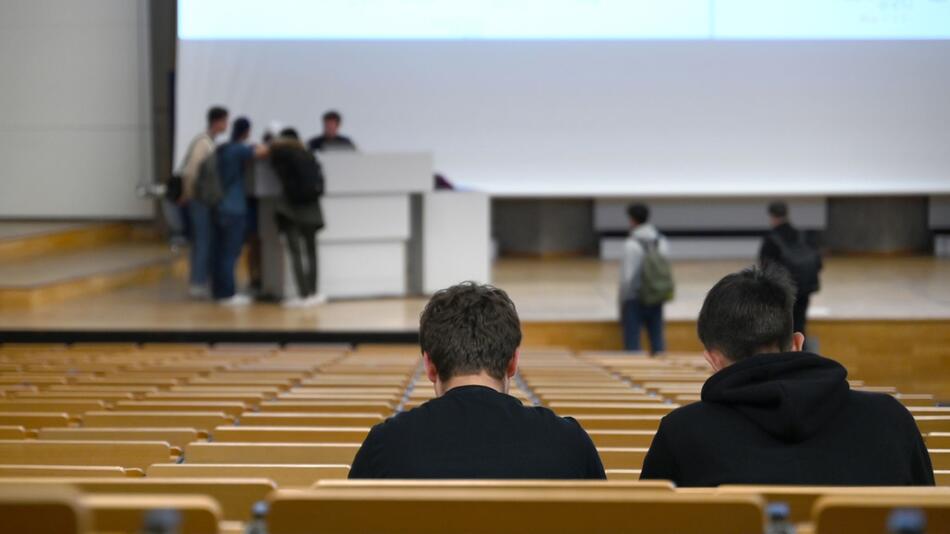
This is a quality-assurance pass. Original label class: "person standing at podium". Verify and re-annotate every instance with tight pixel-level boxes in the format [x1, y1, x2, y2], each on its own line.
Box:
[212, 117, 269, 306]
[270, 128, 326, 307]
[306, 110, 356, 152]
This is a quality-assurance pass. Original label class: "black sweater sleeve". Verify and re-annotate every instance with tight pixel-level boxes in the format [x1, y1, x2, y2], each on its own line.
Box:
[347, 425, 382, 479]
[578, 425, 607, 480]
[905, 412, 936, 486]
[640, 421, 677, 483]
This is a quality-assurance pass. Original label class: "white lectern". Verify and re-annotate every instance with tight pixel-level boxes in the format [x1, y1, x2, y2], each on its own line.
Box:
[252, 152, 490, 300]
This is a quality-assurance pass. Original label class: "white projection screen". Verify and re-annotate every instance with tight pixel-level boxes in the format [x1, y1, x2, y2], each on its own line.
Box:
[176, 0, 950, 197]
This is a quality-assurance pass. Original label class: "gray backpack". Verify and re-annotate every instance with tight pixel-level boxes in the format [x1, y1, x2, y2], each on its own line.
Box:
[637, 237, 675, 306]
[193, 147, 223, 206]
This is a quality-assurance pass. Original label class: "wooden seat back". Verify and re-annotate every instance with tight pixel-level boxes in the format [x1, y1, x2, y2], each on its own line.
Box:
[569, 414, 663, 431]
[0, 465, 133, 478]
[238, 412, 384, 427]
[547, 402, 677, 415]
[147, 463, 350, 487]
[82, 410, 234, 430]
[0, 484, 88, 533]
[0, 477, 274, 522]
[37, 427, 202, 448]
[184, 442, 360, 465]
[0, 411, 72, 429]
[257, 400, 393, 415]
[144, 391, 267, 404]
[0, 425, 27, 439]
[267, 487, 764, 534]
[913, 416, 950, 433]
[717, 486, 950, 524]
[0, 440, 174, 470]
[112, 400, 247, 416]
[605, 469, 642, 480]
[926, 432, 950, 448]
[82, 493, 221, 534]
[211, 426, 369, 443]
[597, 447, 649, 470]
[588, 430, 657, 448]
[0, 399, 104, 416]
[814, 494, 950, 533]
[315, 479, 674, 491]
[930, 449, 950, 470]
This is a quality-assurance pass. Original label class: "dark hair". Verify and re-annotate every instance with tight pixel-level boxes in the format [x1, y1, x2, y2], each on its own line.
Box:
[697, 265, 796, 361]
[322, 110, 342, 124]
[279, 127, 300, 140]
[420, 282, 522, 382]
[207, 106, 228, 126]
[768, 201, 788, 219]
[627, 203, 650, 225]
[230, 117, 251, 142]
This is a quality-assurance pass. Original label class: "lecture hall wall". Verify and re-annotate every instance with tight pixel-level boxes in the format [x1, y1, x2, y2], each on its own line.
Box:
[0, 0, 153, 219]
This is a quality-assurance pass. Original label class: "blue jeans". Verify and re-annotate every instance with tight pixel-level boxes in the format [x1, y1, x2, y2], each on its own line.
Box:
[212, 211, 246, 300]
[188, 201, 213, 287]
[621, 299, 665, 354]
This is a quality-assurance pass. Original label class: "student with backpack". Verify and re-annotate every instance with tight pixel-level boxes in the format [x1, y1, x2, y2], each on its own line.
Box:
[619, 203, 674, 354]
[174, 106, 228, 299]
[759, 201, 823, 335]
[268, 128, 326, 308]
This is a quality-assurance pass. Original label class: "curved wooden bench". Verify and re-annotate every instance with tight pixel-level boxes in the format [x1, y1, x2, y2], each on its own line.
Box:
[82, 494, 221, 534]
[0, 483, 88, 533]
[814, 494, 950, 533]
[211, 426, 369, 444]
[267, 487, 763, 534]
[0, 440, 175, 470]
[185, 442, 360, 465]
[238, 412, 384, 427]
[147, 464, 350, 488]
[38, 427, 202, 449]
[82, 411, 234, 431]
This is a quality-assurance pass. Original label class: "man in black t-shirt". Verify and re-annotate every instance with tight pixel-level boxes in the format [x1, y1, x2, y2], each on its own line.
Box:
[349, 282, 606, 479]
[307, 110, 356, 152]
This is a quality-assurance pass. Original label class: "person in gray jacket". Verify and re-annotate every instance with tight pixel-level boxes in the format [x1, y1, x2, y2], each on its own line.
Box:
[618, 203, 670, 353]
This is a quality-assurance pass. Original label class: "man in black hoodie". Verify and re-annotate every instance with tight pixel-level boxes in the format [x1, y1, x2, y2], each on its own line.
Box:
[640, 266, 933, 487]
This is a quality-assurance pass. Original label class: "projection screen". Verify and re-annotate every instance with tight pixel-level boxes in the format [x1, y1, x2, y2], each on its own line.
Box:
[176, 0, 950, 196]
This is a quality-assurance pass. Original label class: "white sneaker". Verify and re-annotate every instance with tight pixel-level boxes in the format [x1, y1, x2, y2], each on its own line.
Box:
[281, 297, 306, 308]
[307, 294, 328, 306]
[217, 294, 252, 307]
[188, 285, 210, 299]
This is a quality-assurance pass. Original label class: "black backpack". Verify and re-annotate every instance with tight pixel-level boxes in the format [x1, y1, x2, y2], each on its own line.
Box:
[770, 231, 822, 294]
[272, 144, 324, 205]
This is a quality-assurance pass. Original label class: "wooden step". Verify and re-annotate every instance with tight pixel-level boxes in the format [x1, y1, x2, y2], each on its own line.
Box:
[0, 243, 184, 307]
[0, 222, 138, 261]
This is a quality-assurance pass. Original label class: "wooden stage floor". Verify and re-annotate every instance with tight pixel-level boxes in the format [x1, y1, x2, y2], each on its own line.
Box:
[2, 255, 947, 398]
[0, 256, 947, 334]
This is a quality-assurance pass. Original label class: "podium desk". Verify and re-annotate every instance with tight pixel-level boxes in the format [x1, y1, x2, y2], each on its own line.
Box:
[252, 152, 489, 300]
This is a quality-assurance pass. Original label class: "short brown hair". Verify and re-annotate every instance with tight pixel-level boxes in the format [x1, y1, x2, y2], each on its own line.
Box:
[420, 282, 522, 382]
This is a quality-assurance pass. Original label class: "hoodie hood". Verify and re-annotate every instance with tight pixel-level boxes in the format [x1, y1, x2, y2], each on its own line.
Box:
[701, 352, 849, 443]
[630, 223, 661, 241]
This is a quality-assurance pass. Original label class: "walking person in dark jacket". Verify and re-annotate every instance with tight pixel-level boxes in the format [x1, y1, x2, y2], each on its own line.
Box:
[269, 128, 326, 308]
[640, 265, 934, 487]
[759, 201, 822, 335]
